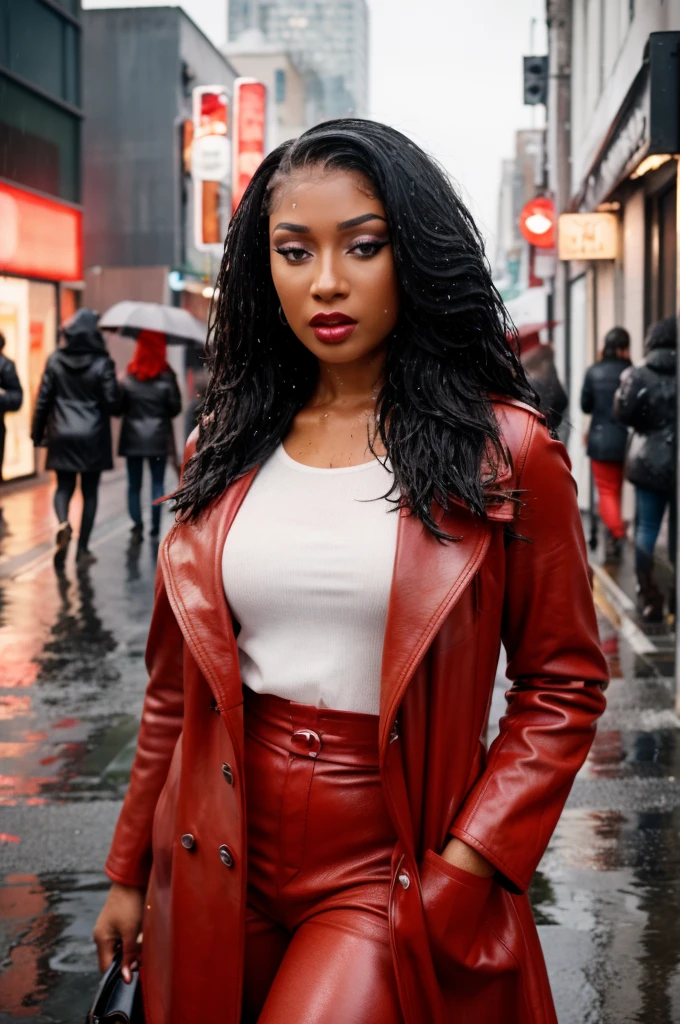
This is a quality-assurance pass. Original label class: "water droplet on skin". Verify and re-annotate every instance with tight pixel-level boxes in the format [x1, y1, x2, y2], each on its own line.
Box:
[292, 203, 297, 208]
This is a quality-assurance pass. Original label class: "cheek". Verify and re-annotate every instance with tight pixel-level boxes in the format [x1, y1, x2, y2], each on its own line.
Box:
[357, 262, 399, 321]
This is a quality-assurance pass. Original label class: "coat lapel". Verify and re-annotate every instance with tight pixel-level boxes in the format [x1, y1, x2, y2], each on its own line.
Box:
[160, 462, 507, 729]
[160, 469, 258, 711]
[379, 505, 493, 752]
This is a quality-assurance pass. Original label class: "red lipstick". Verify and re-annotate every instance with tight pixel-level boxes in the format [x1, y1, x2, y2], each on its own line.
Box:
[309, 311, 358, 343]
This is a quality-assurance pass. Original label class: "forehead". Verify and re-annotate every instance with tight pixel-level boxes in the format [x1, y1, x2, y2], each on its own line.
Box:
[268, 167, 384, 225]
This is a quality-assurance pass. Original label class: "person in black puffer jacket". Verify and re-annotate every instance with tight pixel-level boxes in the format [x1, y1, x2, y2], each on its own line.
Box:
[581, 327, 631, 561]
[32, 309, 121, 567]
[615, 316, 677, 621]
[119, 330, 182, 541]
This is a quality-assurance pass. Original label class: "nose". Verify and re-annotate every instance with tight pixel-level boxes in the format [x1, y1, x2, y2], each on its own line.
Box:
[311, 249, 349, 304]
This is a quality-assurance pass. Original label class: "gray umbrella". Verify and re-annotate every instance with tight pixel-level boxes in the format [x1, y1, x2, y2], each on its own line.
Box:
[99, 301, 207, 346]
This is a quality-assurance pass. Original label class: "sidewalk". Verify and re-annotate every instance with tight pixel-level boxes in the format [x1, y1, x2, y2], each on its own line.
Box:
[584, 510, 675, 679]
[0, 469, 130, 581]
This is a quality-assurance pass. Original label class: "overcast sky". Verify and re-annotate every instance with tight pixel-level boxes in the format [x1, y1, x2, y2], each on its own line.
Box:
[82, 0, 547, 251]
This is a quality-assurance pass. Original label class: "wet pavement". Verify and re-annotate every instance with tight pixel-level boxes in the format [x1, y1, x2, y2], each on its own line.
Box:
[1, 473, 679, 1023]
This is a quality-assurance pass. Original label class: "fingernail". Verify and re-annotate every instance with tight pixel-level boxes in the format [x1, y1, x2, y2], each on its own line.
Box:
[122, 967, 131, 983]
[129, 960, 140, 972]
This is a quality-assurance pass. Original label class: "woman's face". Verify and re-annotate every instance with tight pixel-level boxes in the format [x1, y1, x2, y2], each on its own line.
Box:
[269, 167, 399, 366]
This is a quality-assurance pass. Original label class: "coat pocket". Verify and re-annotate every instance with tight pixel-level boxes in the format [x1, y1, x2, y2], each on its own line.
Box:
[419, 849, 493, 970]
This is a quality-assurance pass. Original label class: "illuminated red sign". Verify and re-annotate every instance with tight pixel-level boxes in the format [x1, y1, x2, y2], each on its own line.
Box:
[0, 182, 83, 282]
[232, 79, 266, 214]
[519, 196, 556, 249]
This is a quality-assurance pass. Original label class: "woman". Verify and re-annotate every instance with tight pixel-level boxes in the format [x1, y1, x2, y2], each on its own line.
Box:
[615, 316, 676, 622]
[94, 121, 607, 1024]
[119, 330, 182, 541]
[581, 326, 631, 563]
[32, 308, 120, 567]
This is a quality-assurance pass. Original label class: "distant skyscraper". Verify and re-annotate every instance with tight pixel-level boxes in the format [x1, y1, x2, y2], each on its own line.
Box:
[227, 0, 368, 119]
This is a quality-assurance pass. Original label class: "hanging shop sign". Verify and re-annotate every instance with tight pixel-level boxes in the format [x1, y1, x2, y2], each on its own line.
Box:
[519, 196, 556, 249]
[558, 212, 619, 261]
[577, 31, 680, 211]
[192, 86, 231, 250]
[0, 182, 82, 282]
[232, 78, 266, 214]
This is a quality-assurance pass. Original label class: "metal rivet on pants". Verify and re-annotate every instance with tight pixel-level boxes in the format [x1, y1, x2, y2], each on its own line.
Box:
[181, 833, 195, 850]
[221, 762, 234, 785]
[291, 728, 322, 758]
[398, 872, 410, 890]
[219, 844, 234, 868]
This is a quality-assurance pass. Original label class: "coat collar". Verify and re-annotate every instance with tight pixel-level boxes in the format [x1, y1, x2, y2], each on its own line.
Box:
[161, 465, 504, 729]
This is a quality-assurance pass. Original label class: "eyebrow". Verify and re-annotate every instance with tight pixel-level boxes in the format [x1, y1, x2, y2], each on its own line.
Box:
[272, 213, 387, 234]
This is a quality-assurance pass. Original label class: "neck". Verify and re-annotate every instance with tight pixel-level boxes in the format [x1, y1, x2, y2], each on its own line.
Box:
[312, 348, 386, 407]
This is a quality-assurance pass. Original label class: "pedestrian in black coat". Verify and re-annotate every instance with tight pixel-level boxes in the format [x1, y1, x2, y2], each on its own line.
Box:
[520, 340, 568, 432]
[580, 326, 631, 562]
[0, 332, 23, 483]
[32, 309, 121, 567]
[119, 330, 181, 541]
[615, 316, 677, 621]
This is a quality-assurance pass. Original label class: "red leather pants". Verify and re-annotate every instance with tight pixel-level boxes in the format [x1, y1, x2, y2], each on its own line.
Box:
[242, 687, 403, 1024]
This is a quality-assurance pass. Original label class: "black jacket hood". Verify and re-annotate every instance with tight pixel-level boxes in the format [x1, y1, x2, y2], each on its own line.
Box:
[645, 348, 676, 375]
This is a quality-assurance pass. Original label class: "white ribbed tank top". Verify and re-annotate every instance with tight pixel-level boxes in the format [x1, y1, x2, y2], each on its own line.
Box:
[221, 444, 399, 715]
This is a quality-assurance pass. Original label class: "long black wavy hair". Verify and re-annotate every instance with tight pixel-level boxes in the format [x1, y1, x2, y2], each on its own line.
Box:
[174, 119, 537, 538]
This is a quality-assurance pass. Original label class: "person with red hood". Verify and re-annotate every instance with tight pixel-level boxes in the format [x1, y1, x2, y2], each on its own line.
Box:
[119, 330, 181, 541]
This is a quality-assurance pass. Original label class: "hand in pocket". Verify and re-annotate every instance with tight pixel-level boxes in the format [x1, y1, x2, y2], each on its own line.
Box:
[419, 848, 493, 970]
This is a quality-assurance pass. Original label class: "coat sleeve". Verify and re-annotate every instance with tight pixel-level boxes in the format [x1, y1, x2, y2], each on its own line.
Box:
[0, 359, 23, 413]
[613, 366, 642, 428]
[100, 357, 123, 416]
[105, 567, 185, 888]
[31, 364, 55, 446]
[167, 371, 182, 420]
[449, 419, 608, 894]
[580, 368, 594, 414]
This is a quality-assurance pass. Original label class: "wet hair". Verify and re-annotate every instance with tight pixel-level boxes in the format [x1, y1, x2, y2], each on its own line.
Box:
[0, 332, 5, 352]
[174, 119, 537, 538]
[645, 316, 677, 354]
[602, 326, 630, 359]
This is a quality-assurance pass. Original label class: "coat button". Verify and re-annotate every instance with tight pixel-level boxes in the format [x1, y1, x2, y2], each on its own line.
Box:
[398, 872, 410, 890]
[219, 844, 234, 868]
[221, 762, 234, 785]
[181, 833, 195, 850]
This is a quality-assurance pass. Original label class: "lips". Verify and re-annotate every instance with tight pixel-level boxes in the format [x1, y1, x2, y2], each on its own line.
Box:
[309, 311, 358, 344]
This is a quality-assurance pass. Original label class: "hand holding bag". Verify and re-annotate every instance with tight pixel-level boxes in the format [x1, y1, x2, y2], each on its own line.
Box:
[86, 947, 144, 1024]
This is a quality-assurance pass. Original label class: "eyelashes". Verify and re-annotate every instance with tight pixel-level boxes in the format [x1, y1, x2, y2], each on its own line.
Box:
[274, 238, 390, 263]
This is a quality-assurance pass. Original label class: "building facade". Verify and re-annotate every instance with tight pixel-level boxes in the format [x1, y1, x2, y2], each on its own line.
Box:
[0, 0, 83, 480]
[547, 1, 680, 498]
[227, 0, 368, 119]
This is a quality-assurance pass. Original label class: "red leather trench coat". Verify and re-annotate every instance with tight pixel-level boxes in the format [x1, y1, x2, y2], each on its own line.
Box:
[105, 398, 608, 1024]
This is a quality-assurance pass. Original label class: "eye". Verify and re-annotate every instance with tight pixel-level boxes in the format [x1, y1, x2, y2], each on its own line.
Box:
[348, 238, 389, 259]
[275, 245, 311, 264]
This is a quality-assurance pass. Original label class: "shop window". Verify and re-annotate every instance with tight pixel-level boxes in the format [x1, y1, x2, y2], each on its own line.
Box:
[0, 76, 80, 202]
[0, 277, 57, 481]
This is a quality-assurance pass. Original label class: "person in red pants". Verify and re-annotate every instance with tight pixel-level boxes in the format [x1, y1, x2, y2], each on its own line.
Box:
[581, 327, 632, 562]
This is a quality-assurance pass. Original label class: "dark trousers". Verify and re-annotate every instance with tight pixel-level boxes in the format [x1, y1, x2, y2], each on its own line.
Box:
[54, 471, 101, 552]
[635, 487, 677, 572]
[126, 456, 166, 533]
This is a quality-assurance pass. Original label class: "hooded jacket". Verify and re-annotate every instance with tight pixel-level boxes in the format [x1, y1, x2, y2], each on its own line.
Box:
[105, 399, 607, 1024]
[615, 347, 676, 492]
[32, 309, 122, 473]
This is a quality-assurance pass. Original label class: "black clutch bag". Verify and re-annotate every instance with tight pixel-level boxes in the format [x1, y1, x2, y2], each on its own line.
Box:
[86, 948, 144, 1024]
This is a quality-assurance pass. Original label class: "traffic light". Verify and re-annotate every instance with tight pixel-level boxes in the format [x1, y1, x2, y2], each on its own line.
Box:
[524, 55, 548, 106]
